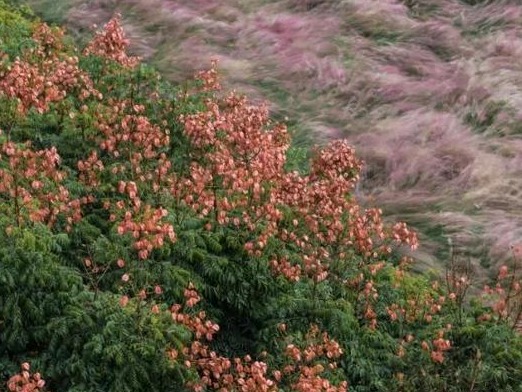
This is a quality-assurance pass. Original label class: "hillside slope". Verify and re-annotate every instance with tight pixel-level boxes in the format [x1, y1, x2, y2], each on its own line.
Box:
[2, 2, 522, 391]
[22, 0, 522, 280]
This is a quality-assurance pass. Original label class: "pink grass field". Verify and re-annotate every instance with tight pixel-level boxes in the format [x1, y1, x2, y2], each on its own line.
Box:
[27, 0, 522, 280]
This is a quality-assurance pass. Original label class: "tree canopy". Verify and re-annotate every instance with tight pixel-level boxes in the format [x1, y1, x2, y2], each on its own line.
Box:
[1, 3, 522, 391]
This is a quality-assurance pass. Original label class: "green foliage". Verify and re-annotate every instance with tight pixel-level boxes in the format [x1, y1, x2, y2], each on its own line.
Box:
[399, 320, 522, 391]
[44, 293, 194, 392]
[0, 1, 34, 58]
[0, 225, 83, 368]
[0, 222, 194, 391]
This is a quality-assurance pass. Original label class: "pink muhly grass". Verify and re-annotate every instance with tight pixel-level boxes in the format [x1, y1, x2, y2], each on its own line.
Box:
[356, 110, 477, 193]
[411, 20, 469, 59]
[335, 0, 414, 32]
[373, 49, 469, 107]
[233, 12, 345, 91]
[459, 3, 522, 33]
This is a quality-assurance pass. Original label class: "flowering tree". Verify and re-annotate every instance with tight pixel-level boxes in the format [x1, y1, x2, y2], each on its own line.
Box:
[2, 7, 522, 392]
[6, 363, 47, 392]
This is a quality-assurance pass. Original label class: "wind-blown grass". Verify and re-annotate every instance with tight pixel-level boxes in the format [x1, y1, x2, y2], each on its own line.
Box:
[21, 0, 522, 282]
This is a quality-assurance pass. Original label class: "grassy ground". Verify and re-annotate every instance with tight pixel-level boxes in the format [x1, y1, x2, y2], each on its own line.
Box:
[21, 0, 522, 283]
